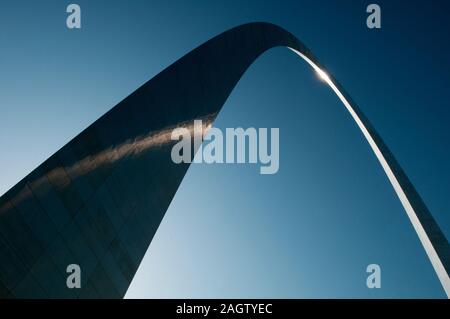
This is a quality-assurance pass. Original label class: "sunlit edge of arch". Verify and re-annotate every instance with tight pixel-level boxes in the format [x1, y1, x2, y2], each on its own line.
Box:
[288, 47, 450, 298]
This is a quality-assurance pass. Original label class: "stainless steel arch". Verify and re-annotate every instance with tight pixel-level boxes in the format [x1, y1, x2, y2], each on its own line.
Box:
[289, 48, 450, 297]
[0, 22, 448, 298]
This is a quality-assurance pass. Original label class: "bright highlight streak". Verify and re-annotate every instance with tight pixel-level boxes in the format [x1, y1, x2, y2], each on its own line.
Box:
[288, 47, 450, 298]
[316, 68, 331, 83]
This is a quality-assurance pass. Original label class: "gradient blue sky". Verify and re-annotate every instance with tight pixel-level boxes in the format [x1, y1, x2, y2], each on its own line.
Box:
[1, 0, 450, 298]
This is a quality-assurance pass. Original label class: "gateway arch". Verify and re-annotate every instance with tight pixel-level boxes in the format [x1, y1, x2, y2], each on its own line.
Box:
[0, 22, 449, 298]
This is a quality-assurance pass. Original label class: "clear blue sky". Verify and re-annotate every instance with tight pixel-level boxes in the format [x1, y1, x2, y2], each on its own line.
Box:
[1, 0, 450, 298]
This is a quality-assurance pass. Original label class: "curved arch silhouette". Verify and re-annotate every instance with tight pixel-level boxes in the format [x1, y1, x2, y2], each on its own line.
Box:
[0, 22, 448, 298]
